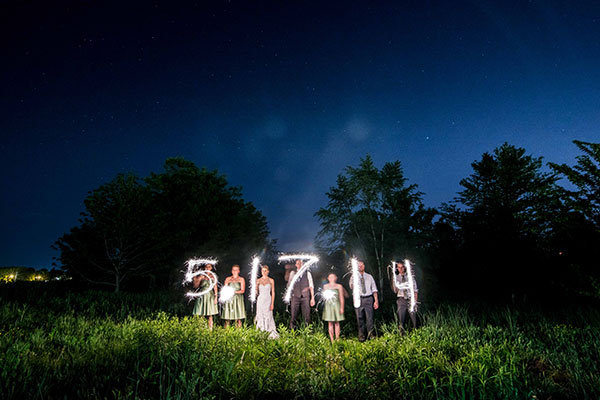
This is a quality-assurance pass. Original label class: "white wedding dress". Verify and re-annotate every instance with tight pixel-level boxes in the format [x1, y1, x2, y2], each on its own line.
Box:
[255, 283, 279, 338]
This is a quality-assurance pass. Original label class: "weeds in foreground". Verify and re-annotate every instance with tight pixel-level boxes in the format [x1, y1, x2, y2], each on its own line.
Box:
[0, 290, 598, 399]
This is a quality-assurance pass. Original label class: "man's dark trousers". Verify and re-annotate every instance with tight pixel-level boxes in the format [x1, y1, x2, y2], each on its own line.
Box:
[290, 294, 311, 329]
[396, 297, 416, 333]
[355, 295, 374, 341]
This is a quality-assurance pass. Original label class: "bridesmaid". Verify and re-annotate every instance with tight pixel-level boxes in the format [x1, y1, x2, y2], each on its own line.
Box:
[192, 264, 219, 330]
[221, 264, 246, 328]
[322, 272, 345, 342]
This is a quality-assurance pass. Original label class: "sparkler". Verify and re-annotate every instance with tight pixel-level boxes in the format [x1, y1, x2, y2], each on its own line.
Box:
[321, 289, 336, 301]
[219, 285, 236, 303]
[248, 256, 261, 304]
[183, 258, 218, 298]
[279, 253, 319, 303]
[392, 259, 417, 313]
[185, 270, 218, 298]
[184, 258, 218, 281]
[350, 257, 361, 308]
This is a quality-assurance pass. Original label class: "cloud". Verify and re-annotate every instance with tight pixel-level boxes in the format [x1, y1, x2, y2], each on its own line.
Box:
[263, 117, 287, 140]
[346, 118, 371, 142]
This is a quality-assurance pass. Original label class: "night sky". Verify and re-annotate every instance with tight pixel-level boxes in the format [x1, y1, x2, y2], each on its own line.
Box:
[2, 1, 599, 269]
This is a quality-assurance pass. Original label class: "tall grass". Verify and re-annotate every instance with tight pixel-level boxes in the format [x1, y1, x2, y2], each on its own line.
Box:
[0, 289, 598, 399]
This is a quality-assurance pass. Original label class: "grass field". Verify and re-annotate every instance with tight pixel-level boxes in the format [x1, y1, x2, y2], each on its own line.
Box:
[0, 286, 599, 399]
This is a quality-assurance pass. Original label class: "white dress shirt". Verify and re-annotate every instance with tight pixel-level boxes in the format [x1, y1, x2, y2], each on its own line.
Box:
[351, 272, 377, 296]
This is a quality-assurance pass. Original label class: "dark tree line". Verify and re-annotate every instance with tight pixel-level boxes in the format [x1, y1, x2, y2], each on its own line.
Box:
[53, 141, 599, 303]
[316, 141, 600, 304]
[53, 158, 270, 292]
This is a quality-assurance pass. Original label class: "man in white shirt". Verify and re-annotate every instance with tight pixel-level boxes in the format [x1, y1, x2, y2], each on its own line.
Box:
[349, 260, 379, 341]
[286, 259, 315, 329]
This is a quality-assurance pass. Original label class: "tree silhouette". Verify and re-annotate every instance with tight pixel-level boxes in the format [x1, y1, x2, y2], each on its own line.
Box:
[442, 143, 564, 300]
[315, 155, 435, 299]
[54, 158, 269, 292]
[550, 140, 600, 232]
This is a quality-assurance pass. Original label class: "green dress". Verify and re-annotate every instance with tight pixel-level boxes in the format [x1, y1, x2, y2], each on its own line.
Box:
[322, 288, 345, 322]
[193, 279, 218, 316]
[221, 281, 246, 320]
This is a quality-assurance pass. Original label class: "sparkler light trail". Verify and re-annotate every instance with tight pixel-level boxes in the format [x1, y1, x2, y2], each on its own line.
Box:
[219, 285, 236, 303]
[248, 256, 261, 304]
[184, 258, 218, 280]
[321, 289, 336, 302]
[183, 258, 218, 298]
[185, 270, 218, 298]
[350, 257, 361, 308]
[279, 253, 319, 303]
[392, 259, 417, 313]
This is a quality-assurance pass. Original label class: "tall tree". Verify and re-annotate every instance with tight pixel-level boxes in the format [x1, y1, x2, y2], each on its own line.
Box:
[145, 157, 270, 267]
[54, 174, 162, 292]
[550, 140, 600, 231]
[315, 155, 435, 299]
[442, 143, 563, 300]
[549, 140, 600, 294]
[54, 158, 270, 292]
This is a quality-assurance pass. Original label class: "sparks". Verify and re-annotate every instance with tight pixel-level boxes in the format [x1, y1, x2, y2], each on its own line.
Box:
[183, 257, 218, 298]
[279, 253, 319, 304]
[321, 289, 336, 301]
[248, 256, 261, 304]
[392, 259, 417, 313]
[219, 285, 236, 303]
[184, 258, 218, 281]
[185, 270, 218, 298]
[350, 257, 361, 308]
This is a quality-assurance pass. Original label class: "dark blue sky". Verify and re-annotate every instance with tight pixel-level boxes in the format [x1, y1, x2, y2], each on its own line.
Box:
[1, 1, 599, 269]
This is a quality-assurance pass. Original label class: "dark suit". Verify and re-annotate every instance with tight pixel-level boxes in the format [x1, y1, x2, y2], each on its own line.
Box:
[289, 271, 311, 329]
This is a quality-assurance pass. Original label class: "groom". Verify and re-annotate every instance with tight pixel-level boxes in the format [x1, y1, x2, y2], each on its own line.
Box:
[286, 259, 316, 329]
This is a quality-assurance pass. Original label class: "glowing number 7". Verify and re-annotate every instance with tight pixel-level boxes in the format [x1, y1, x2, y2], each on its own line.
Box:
[392, 259, 417, 313]
[279, 254, 319, 304]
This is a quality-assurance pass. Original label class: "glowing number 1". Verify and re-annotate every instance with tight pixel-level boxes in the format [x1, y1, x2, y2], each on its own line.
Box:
[248, 256, 261, 304]
[350, 257, 361, 308]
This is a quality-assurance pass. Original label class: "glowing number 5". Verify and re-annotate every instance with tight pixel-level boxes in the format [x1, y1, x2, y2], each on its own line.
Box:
[183, 258, 218, 298]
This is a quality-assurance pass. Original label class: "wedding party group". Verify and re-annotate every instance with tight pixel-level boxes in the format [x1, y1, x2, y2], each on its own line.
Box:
[189, 258, 418, 342]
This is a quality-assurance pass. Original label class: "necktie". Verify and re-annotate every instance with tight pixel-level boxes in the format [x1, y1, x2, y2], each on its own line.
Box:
[360, 275, 366, 295]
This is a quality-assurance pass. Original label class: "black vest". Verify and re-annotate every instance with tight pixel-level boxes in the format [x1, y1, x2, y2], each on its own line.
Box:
[292, 271, 310, 298]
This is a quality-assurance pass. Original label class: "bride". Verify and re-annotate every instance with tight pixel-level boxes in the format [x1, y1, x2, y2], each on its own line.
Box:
[254, 264, 279, 338]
